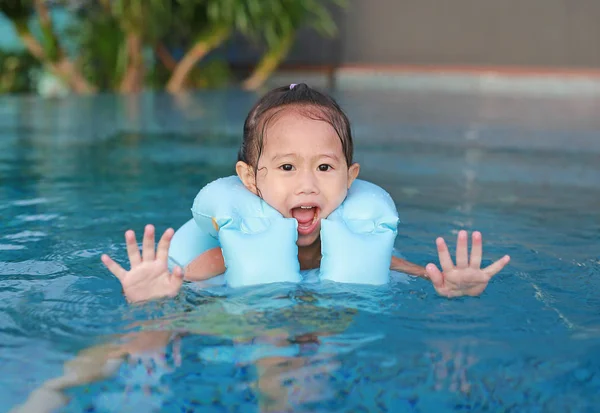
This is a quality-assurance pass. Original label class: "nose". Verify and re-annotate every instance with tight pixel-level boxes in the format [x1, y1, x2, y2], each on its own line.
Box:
[295, 170, 319, 195]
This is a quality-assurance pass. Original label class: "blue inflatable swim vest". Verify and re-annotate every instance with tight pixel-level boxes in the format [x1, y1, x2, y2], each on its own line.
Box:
[168, 176, 399, 288]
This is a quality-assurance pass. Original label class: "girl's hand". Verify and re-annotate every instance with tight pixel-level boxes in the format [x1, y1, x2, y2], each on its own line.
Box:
[101, 225, 184, 303]
[426, 230, 510, 298]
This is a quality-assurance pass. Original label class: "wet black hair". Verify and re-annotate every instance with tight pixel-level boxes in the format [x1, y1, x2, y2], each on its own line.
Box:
[237, 83, 354, 170]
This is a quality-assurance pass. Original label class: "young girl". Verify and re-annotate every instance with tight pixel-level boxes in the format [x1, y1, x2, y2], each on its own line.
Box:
[101, 83, 510, 303]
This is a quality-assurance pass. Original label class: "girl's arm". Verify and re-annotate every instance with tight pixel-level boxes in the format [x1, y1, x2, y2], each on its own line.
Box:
[389, 231, 510, 297]
[185, 232, 512, 299]
[390, 255, 428, 279]
[183, 247, 226, 281]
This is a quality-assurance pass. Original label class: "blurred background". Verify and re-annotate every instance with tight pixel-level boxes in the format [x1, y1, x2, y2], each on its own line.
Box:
[3, 0, 600, 97]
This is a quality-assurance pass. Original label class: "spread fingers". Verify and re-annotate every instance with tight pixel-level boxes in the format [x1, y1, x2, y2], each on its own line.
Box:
[125, 230, 141, 267]
[101, 254, 126, 281]
[483, 255, 511, 279]
[156, 228, 175, 262]
[142, 224, 156, 261]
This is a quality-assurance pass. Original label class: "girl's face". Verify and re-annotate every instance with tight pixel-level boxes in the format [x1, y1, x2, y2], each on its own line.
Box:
[237, 109, 359, 249]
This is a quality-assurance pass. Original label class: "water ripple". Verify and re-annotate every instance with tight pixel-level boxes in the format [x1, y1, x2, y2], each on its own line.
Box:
[15, 214, 61, 222]
[0, 260, 68, 277]
[4, 231, 47, 241]
[0, 244, 26, 251]
[2, 91, 599, 412]
[12, 198, 53, 206]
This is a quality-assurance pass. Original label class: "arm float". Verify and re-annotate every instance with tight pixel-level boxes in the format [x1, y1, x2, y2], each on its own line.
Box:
[169, 176, 399, 287]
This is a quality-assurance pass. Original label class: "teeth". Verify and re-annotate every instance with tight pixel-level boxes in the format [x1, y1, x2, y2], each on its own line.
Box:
[300, 206, 313, 209]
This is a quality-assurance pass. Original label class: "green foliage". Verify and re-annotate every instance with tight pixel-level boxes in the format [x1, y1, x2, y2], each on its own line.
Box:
[150, 56, 233, 89]
[188, 59, 233, 88]
[161, 0, 212, 48]
[170, 0, 346, 48]
[196, 0, 345, 47]
[63, 5, 124, 90]
[110, 0, 174, 42]
[0, 49, 41, 93]
[2, 0, 347, 93]
[243, 0, 346, 48]
[0, 0, 33, 23]
[38, 19, 60, 61]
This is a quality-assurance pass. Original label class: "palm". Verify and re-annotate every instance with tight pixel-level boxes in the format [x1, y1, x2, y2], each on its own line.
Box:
[101, 225, 184, 303]
[119, 261, 177, 303]
[425, 231, 510, 298]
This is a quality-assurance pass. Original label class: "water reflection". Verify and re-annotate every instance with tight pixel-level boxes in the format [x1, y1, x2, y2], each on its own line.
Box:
[11, 302, 361, 412]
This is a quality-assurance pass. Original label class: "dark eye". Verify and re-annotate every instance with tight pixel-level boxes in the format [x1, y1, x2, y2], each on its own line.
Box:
[280, 164, 294, 171]
[318, 164, 332, 172]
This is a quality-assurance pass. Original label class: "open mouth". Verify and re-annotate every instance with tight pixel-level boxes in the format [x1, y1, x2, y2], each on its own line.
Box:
[291, 205, 320, 236]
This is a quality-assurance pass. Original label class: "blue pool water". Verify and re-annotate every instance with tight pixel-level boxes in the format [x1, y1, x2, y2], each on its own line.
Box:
[1, 88, 599, 412]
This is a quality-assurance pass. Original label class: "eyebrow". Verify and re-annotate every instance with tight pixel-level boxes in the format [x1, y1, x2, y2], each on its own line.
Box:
[271, 153, 298, 162]
[271, 153, 341, 162]
[319, 153, 341, 162]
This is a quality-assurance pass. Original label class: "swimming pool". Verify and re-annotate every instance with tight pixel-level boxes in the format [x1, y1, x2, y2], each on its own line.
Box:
[1, 88, 599, 412]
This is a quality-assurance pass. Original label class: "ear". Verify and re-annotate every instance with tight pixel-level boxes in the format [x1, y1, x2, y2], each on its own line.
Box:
[236, 161, 258, 194]
[347, 162, 360, 188]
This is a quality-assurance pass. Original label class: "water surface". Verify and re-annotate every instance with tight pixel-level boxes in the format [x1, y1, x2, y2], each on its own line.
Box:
[1, 89, 599, 412]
